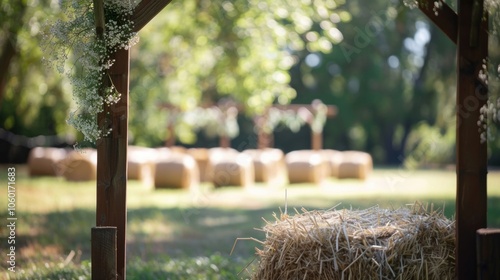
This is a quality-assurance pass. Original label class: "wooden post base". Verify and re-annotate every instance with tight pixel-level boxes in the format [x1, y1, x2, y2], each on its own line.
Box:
[92, 226, 117, 280]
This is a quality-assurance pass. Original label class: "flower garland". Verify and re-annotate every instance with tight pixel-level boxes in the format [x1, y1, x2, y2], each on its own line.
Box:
[261, 100, 328, 134]
[42, 0, 139, 144]
[478, 60, 500, 143]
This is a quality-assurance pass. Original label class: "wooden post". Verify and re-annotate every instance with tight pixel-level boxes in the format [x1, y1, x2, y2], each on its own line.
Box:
[92, 1, 173, 279]
[92, 227, 117, 280]
[418, 1, 488, 278]
[259, 104, 336, 150]
[219, 135, 230, 148]
[257, 115, 272, 149]
[311, 132, 322, 151]
[166, 123, 175, 147]
[96, 47, 130, 280]
[93, 1, 126, 279]
[455, 0, 488, 278]
[477, 228, 500, 280]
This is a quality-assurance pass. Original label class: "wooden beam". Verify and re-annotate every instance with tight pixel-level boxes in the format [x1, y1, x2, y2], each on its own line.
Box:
[418, 0, 458, 44]
[96, 47, 130, 280]
[477, 228, 500, 280]
[262, 104, 337, 150]
[272, 104, 337, 117]
[132, 0, 173, 32]
[455, 0, 488, 279]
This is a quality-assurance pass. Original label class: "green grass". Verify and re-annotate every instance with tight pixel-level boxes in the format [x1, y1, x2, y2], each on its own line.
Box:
[1, 165, 500, 279]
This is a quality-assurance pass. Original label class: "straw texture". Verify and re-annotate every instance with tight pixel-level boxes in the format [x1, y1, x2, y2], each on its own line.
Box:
[253, 204, 455, 280]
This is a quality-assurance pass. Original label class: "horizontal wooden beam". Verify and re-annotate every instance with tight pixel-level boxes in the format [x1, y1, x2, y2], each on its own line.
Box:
[159, 103, 338, 117]
[418, 0, 457, 44]
[271, 104, 337, 117]
[132, 0, 173, 32]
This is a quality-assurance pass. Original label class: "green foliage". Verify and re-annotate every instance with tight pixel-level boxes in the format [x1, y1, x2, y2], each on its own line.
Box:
[404, 122, 455, 168]
[129, 0, 348, 145]
[4, 0, 499, 165]
[9, 255, 249, 280]
[288, 0, 458, 163]
[127, 254, 249, 280]
[0, 0, 73, 137]
[11, 261, 91, 280]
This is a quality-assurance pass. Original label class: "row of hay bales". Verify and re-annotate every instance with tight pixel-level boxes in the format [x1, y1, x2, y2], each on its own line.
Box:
[27, 146, 373, 188]
[27, 147, 98, 181]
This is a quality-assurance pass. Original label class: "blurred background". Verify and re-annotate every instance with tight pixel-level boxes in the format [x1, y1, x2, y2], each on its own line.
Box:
[1, 0, 500, 167]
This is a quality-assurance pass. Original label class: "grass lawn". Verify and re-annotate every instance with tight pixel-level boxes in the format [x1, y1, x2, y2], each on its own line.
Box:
[1, 165, 500, 279]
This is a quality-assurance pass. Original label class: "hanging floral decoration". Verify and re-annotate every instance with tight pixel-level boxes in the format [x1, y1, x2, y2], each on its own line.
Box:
[260, 99, 328, 134]
[42, 0, 139, 144]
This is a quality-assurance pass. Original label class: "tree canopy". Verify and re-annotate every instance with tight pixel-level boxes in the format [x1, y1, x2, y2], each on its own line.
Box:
[1, 0, 500, 164]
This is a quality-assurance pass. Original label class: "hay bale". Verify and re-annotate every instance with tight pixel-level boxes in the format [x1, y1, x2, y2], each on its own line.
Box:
[169, 145, 187, 154]
[321, 149, 343, 178]
[243, 148, 286, 185]
[337, 151, 373, 180]
[285, 150, 327, 184]
[153, 147, 173, 162]
[209, 152, 254, 187]
[128, 146, 157, 187]
[186, 148, 210, 182]
[208, 147, 239, 163]
[253, 204, 455, 280]
[27, 147, 68, 176]
[154, 154, 199, 190]
[61, 149, 97, 182]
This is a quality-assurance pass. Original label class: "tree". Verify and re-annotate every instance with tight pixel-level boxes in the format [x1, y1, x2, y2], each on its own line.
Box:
[0, 0, 73, 139]
[128, 0, 349, 145]
[288, 0, 458, 164]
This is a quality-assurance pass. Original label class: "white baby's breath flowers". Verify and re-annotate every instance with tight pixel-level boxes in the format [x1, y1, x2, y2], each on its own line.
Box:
[478, 60, 500, 143]
[42, 0, 139, 144]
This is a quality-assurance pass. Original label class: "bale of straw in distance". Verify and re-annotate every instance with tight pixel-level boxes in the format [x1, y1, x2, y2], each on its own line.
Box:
[154, 153, 199, 190]
[243, 148, 286, 185]
[187, 148, 210, 182]
[209, 152, 254, 187]
[61, 149, 98, 182]
[28, 147, 69, 177]
[321, 149, 343, 178]
[286, 150, 326, 184]
[128, 146, 157, 187]
[337, 151, 373, 180]
[252, 204, 455, 280]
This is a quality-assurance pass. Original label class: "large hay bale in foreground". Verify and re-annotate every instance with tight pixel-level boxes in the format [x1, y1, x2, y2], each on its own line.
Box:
[253, 205, 455, 280]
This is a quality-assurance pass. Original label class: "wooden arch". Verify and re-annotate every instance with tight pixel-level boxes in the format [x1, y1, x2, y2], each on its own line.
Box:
[92, 0, 492, 279]
[418, 1, 488, 279]
[92, 0, 173, 279]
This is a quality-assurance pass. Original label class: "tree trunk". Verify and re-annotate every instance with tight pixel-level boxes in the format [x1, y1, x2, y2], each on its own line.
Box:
[0, 2, 27, 107]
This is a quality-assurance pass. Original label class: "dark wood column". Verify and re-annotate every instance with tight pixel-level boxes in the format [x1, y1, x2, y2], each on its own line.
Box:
[455, 0, 488, 278]
[96, 47, 130, 280]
